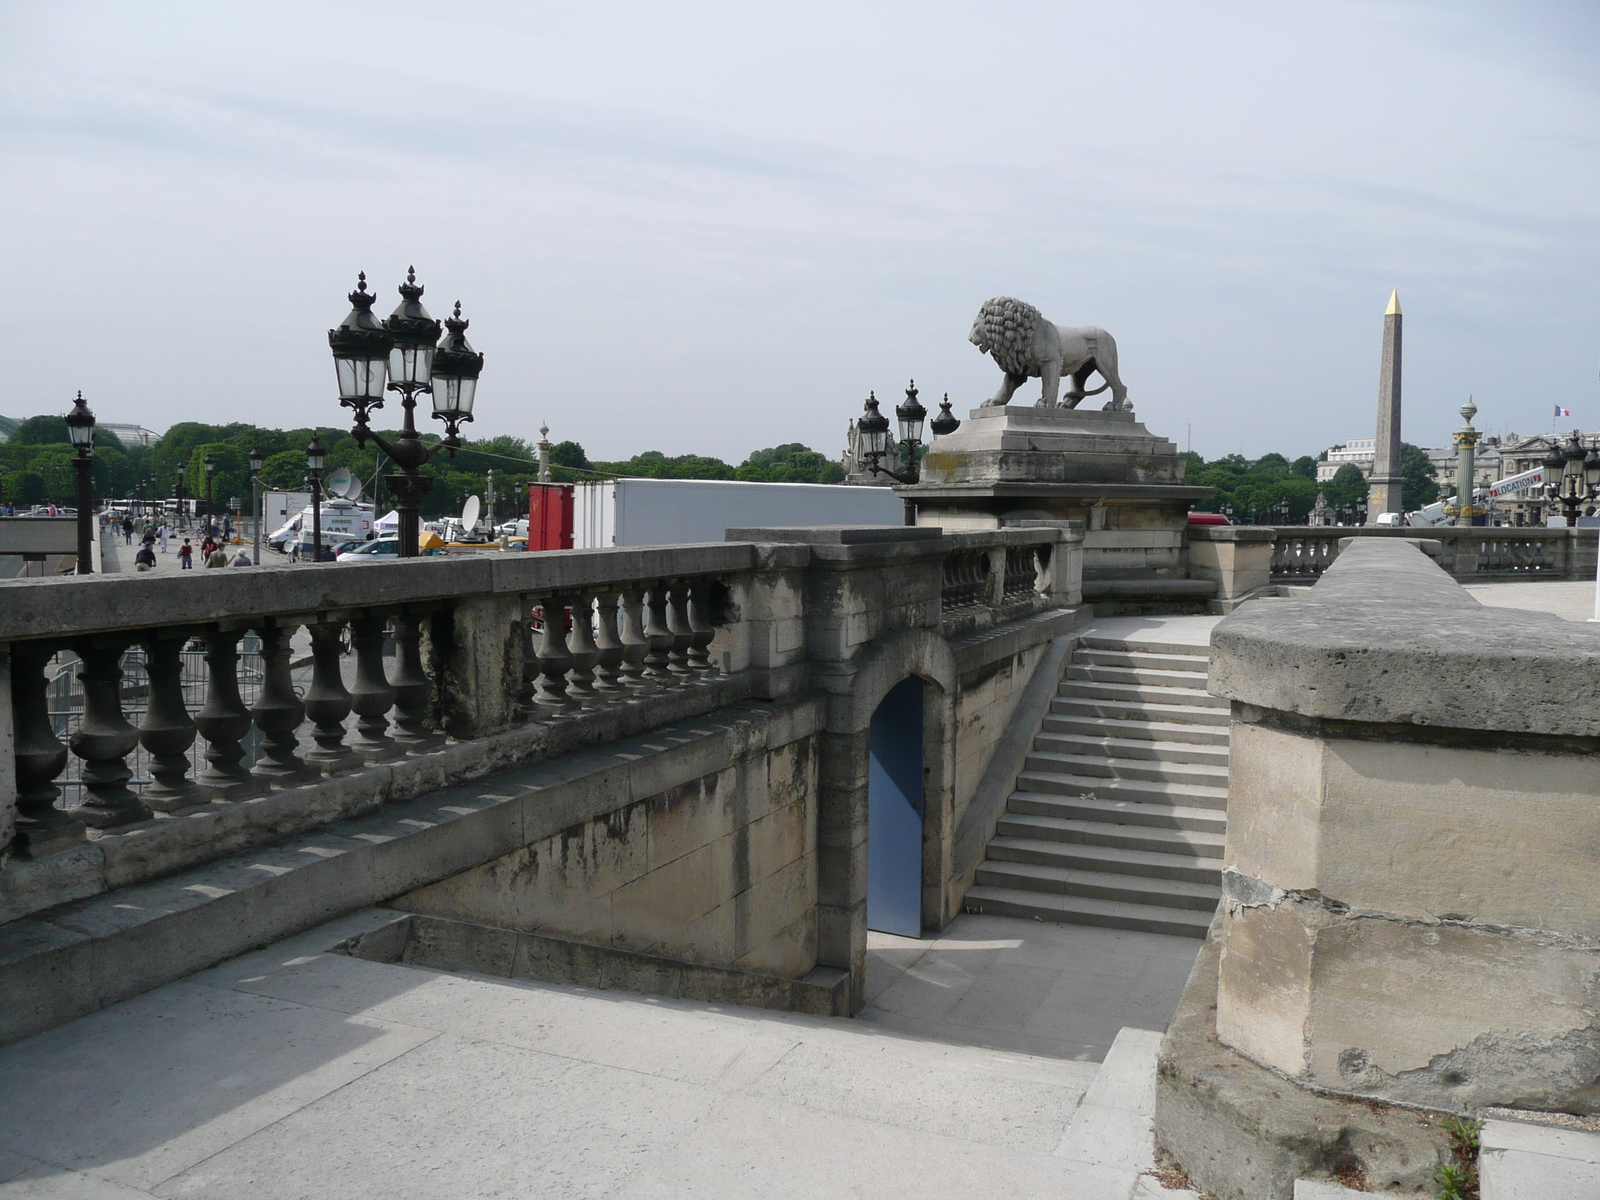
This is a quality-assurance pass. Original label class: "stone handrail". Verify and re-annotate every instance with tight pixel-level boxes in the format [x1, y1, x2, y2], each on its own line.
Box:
[0, 527, 1084, 920]
[1266, 524, 1597, 583]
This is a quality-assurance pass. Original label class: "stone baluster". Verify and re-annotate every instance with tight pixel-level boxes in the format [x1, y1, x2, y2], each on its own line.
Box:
[514, 601, 542, 721]
[686, 578, 717, 676]
[390, 612, 445, 751]
[665, 582, 696, 680]
[10, 641, 83, 855]
[137, 633, 203, 811]
[303, 621, 361, 773]
[618, 589, 652, 693]
[69, 641, 151, 828]
[249, 623, 319, 786]
[591, 591, 627, 696]
[564, 593, 600, 707]
[194, 629, 268, 800]
[535, 597, 578, 714]
[348, 612, 402, 761]
[641, 585, 676, 687]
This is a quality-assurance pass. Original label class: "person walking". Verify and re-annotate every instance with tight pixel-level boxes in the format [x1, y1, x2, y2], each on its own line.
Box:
[178, 539, 194, 569]
[134, 544, 157, 572]
[205, 545, 229, 568]
[230, 549, 252, 566]
[121, 516, 134, 545]
[158, 524, 169, 554]
[288, 538, 301, 564]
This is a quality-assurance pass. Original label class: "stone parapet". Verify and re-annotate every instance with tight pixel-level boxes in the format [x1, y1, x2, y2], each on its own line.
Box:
[1159, 536, 1600, 1194]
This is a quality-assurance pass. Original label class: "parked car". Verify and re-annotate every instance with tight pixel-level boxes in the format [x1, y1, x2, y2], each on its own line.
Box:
[336, 536, 419, 562]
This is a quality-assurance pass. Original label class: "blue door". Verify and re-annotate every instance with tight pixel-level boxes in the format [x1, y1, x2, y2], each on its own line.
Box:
[868, 677, 925, 937]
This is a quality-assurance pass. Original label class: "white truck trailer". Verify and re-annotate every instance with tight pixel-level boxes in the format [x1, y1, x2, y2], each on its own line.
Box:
[571, 479, 905, 549]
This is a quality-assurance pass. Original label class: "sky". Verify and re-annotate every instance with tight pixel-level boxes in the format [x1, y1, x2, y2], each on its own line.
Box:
[2, 0, 1597, 463]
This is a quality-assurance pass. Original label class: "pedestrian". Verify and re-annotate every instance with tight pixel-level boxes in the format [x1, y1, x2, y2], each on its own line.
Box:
[230, 549, 252, 566]
[289, 538, 301, 563]
[158, 525, 169, 553]
[178, 539, 193, 569]
[121, 516, 133, 545]
[223, 516, 233, 541]
[134, 544, 157, 571]
[200, 535, 216, 559]
[205, 546, 228, 568]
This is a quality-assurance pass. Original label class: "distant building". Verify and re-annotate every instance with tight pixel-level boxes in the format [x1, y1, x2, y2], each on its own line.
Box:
[98, 424, 162, 449]
[1315, 437, 1376, 482]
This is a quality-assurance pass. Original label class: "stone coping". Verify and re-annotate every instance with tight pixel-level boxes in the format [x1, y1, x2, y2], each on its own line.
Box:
[1210, 538, 1600, 737]
[904, 482, 1214, 501]
[1186, 527, 1276, 543]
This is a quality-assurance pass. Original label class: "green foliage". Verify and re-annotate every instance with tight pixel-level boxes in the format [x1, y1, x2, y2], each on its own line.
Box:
[549, 441, 589, 469]
[1191, 454, 1319, 523]
[736, 443, 845, 484]
[10, 415, 69, 445]
[1433, 1115, 1481, 1200]
[1291, 455, 1318, 479]
[1326, 463, 1369, 509]
[591, 450, 737, 480]
[3, 469, 45, 504]
[1401, 441, 1440, 510]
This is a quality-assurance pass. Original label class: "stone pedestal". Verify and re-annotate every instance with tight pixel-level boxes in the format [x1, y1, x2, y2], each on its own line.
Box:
[903, 405, 1212, 609]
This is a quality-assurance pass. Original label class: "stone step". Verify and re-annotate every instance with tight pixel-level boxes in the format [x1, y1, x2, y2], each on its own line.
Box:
[1051, 695, 1231, 726]
[974, 859, 1223, 911]
[1009, 789, 1229, 833]
[1033, 730, 1229, 767]
[1058, 679, 1228, 709]
[988, 835, 1222, 884]
[1024, 749, 1229, 789]
[1073, 648, 1212, 674]
[1042, 713, 1230, 745]
[1078, 636, 1214, 659]
[962, 885, 1214, 938]
[1065, 664, 1211, 690]
[996, 812, 1227, 858]
[1014, 771, 1230, 813]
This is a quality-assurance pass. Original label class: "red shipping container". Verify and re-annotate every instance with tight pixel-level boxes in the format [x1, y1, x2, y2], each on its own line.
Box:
[527, 483, 574, 550]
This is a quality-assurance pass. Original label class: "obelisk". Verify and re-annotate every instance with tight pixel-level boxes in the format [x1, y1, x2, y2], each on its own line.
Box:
[1366, 290, 1403, 522]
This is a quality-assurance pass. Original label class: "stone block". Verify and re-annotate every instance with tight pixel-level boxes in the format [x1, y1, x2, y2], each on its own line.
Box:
[735, 908, 817, 979]
[744, 799, 809, 886]
[610, 840, 721, 956]
[1229, 722, 1600, 936]
[735, 854, 814, 955]
[1480, 1117, 1600, 1200]
[646, 775, 733, 871]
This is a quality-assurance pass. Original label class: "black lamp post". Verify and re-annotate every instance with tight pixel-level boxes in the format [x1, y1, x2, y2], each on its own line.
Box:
[329, 269, 482, 558]
[248, 447, 264, 565]
[1540, 432, 1600, 525]
[857, 382, 936, 524]
[65, 391, 95, 574]
[306, 436, 325, 563]
[203, 453, 217, 533]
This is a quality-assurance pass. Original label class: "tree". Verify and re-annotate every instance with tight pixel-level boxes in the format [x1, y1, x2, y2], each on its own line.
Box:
[1326, 463, 1369, 509]
[10, 415, 69, 446]
[592, 451, 736, 480]
[736, 444, 845, 484]
[549, 441, 589, 470]
[1291, 456, 1317, 480]
[1399, 442, 1438, 510]
[4, 469, 45, 505]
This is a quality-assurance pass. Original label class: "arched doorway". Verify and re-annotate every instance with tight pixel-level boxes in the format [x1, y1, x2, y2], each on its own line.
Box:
[867, 676, 925, 937]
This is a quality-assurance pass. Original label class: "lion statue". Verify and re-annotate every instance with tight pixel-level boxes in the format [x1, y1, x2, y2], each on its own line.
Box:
[968, 297, 1129, 410]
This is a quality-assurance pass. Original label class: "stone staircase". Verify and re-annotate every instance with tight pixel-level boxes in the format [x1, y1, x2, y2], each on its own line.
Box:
[965, 633, 1226, 937]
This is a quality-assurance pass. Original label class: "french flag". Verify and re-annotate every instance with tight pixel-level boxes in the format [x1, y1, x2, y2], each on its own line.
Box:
[1556, 405, 1572, 418]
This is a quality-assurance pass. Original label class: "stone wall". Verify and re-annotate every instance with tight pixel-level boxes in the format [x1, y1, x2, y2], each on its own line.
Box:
[1156, 536, 1600, 1199]
[394, 729, 820, 979]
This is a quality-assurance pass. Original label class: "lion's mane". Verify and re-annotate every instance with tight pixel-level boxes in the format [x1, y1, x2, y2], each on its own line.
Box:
[971, 297, 1043, 378]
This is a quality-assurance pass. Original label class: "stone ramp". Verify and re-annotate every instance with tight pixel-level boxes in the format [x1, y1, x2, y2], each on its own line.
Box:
[967, 617, 1224, 938]
[0, 909, 1186, 1199]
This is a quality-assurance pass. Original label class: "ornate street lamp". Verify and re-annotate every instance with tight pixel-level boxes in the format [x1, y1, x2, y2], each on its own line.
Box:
[1540, 431, 1600, 525]
[248, 447, 264, 565]
[929, 394, 961, 438]
[306, 437, 325, 563]
[65, 391, 95, 574]
[203, 453, 217, 532]
[329, 268, 482, 557]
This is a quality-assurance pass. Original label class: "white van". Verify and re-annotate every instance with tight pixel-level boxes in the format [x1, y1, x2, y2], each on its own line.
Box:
[269, 499, 376, 554]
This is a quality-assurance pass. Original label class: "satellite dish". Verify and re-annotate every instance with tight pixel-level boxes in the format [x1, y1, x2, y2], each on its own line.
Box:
[325, 467, 356, 500]
[340, 472, 363, 501]
[461, 495, 481, 532]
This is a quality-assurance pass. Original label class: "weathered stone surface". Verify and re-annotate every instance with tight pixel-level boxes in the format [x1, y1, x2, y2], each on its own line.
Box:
[1154, 926, 1450, 1200]
[1211, 537, 1600, 736]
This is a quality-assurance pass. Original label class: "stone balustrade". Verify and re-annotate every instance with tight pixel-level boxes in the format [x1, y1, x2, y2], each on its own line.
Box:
[0, 527, 1084, 931]
[1268, 524, 1598, 583]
